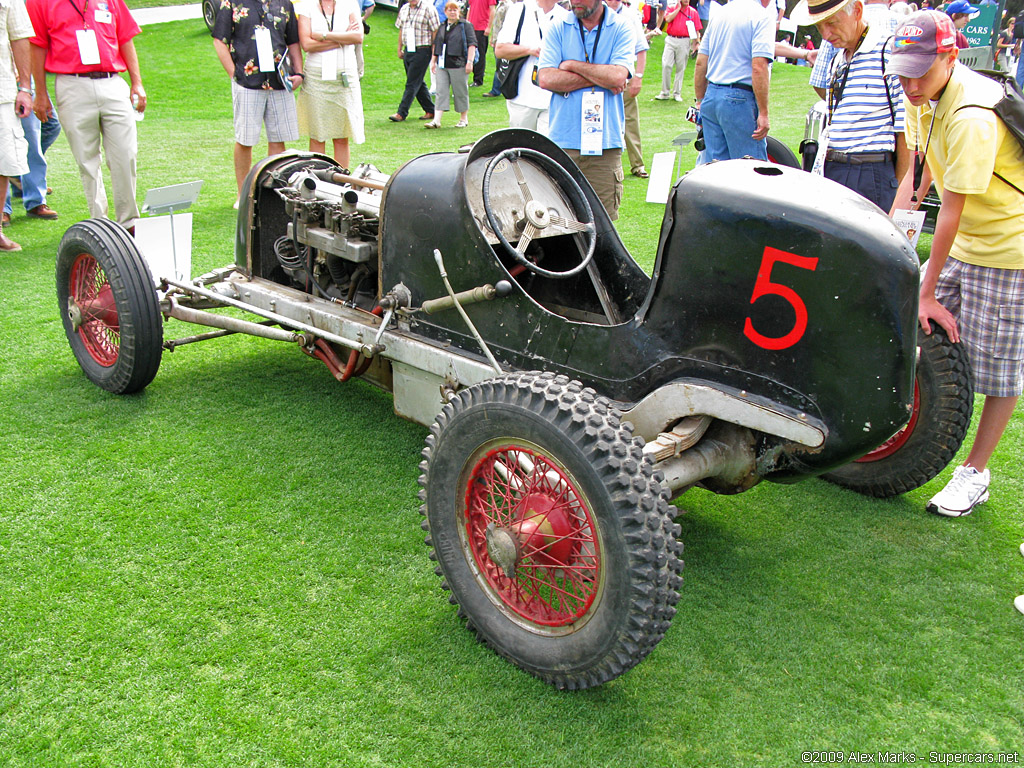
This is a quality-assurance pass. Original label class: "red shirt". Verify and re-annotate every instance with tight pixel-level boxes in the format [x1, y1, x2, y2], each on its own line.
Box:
[27, 0, 140, 74]
[466, 0, 495, 32]
[664, 2, 701, 38]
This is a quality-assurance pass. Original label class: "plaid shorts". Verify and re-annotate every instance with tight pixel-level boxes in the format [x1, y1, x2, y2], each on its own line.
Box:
[935, 257, 1024, 397]
[231, 80, 299, 147]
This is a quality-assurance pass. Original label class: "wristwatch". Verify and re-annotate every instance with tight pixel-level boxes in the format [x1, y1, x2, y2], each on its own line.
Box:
[636, 72, 643, 77]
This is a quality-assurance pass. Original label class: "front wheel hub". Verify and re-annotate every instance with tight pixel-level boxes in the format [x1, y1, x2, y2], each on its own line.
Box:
[485, 522, 520, 578]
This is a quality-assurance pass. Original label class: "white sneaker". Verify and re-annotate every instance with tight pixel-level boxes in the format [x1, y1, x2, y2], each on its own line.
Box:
[673, 94, 683, 102]
[1015, 594, 1024, 615]
[655, 92, 671, 100]
[233, 199, 240, 210]
[1020, 542, 1024, 558]
[927, 465, 990, 517]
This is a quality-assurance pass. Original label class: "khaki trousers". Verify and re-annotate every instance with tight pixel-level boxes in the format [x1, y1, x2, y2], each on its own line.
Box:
[623, 88, 644, 173]
[54, 74, 140, 226]
[564, 148, 623, 221]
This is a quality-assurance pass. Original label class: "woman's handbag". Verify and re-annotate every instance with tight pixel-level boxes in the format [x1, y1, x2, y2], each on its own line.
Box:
[495, 6, 527, 99]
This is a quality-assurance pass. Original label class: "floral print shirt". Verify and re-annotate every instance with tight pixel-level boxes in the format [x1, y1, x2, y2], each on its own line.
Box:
[212, 0, 299, 90]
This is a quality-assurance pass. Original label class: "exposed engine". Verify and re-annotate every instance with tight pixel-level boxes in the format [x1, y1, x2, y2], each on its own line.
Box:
[272, 163, 388, 310]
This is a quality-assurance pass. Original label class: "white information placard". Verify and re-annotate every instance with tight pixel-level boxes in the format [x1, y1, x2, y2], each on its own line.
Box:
[646, 151, 677, 204]
[135, 213, 194, 285]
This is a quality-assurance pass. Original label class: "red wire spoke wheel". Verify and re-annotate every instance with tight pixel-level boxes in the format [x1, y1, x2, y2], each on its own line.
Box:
[822, 327, 973, 497]
[69, 252, 121, 367]
[420, 372, 683, 690]
[853, 380, 921, 463]
[463, 444, 601, 630]
[56, 219, 163, 394]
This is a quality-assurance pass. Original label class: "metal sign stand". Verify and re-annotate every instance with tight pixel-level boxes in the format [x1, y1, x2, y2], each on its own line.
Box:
[140, 181, 203, 280]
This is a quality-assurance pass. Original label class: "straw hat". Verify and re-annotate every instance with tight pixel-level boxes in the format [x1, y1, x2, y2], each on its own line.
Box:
[790, 0, 855, 26]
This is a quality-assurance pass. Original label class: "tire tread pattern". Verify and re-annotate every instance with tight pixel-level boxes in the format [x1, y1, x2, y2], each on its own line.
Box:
[56, 219, 163, 394]
[419, 371, 684, 690]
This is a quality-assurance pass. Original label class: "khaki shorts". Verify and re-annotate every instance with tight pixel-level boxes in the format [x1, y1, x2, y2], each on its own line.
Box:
[0, 105, 28, 178]
[564, 148, 623, 221]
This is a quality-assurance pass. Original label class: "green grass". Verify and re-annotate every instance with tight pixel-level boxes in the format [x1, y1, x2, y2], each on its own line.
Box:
[1, 14, 1022, 768]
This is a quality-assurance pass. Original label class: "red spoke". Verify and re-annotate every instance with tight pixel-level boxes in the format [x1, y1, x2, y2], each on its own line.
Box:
[465, 445, 600, 628]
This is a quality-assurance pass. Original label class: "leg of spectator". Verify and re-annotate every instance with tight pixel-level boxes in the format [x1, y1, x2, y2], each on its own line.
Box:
[673, 44, 687, 99]
[473, 30, 489, 85]
[98, 77, 140, 227]
[19, 111, 49, 213]
[623, 89, 644, 173]
[660, 39, 675, 97]
[54, 75, 108, 219]
[332, 137, 350, 168]
[234, 142, 253, 200]
[39, 112, 61, 154]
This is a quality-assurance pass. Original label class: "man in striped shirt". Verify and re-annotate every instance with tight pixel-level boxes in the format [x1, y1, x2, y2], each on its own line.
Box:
[793, 0, 907, 211]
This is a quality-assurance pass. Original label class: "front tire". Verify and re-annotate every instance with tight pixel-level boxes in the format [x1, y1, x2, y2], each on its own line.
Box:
[419, 372, 683, 689]
[822, 327, 973, 497]
[56, 219, 163, 394]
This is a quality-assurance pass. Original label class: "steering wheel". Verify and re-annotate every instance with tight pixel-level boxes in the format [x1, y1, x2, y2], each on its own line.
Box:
[481, 148, 597, 280]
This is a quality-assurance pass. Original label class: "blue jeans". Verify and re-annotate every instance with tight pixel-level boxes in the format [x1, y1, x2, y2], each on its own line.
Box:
[1016, 52, 1024, 90]
[5, 111, 61, 214]
[700, 83, 767, 162]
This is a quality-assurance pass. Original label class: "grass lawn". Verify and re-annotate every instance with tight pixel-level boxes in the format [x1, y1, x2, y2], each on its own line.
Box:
[0, 11, 1022, 767]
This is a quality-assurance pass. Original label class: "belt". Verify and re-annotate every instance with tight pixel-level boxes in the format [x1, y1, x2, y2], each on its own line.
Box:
[668, 34, 690, 38]
[825, 149, 894, 165]
[71, 72, 118, 79]
[709, 81, 753, 92]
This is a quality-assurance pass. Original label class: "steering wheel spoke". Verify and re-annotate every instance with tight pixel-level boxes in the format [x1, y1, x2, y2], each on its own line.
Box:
[509, 156, 534, 205]
[516, 221, 539, 254]
[481, 148, 597, 280]
[550, 215, 592, 235]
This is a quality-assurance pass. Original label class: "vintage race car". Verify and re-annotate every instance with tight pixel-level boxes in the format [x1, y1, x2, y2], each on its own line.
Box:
[56, 129, 972, 689]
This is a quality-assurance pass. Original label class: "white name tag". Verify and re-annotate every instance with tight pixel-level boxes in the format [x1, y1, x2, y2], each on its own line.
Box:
[405, 28, 416, 53]
[255, 26, 275, 72]
[321, 47, 338, 80]
[76, 29, 101, 65]
[685, 20, 696, 37]
[580, 90, 604, 156]
[892, 208, 926, 249]
[94, 9, 112, 23]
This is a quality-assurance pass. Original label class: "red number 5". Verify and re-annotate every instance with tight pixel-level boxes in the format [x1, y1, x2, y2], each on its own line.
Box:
[743, 246, 819, 351]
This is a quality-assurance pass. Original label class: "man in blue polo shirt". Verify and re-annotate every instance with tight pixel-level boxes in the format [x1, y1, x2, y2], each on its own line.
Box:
[692, 0, 775, 161]
[538, 0, 634, 220]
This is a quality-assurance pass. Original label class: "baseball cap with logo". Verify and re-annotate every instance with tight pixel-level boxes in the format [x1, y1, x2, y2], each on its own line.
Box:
[888, 10, 958, 78]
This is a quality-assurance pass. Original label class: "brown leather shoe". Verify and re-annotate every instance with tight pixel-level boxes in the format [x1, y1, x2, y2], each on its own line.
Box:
[27, 203, 58, 220]
[1, 212, 9, 226]
[0, 230, 21, 251]
[631, 169, 650, 178]
[388, 113, 406, 122]
[418, 112, 435, 120]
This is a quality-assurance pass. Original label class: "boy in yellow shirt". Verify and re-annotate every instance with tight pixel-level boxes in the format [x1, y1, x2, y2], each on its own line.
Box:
[890, 11, 1024, 518]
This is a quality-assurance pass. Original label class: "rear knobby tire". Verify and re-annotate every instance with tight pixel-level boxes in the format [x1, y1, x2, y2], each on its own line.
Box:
[766, 136, 801, 169]
[56, 219, 163, 394]
[419, 371, 683, 689]
[822, 327, 973, 497]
